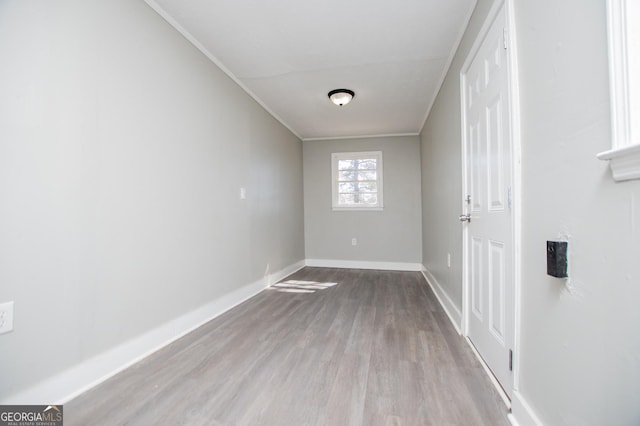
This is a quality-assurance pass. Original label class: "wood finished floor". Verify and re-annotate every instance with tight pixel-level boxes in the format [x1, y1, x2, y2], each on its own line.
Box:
[66, 268, 510, 425]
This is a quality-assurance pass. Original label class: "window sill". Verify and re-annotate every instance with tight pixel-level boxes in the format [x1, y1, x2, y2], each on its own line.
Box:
[332, 207, 384, 212]
[597, 143, 640, 181]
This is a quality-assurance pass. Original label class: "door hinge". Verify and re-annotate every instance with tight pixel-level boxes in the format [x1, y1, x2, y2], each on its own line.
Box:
[509, 349, 513, 371]
[503, 28, 508, 50]
[507, 186, 512, 210]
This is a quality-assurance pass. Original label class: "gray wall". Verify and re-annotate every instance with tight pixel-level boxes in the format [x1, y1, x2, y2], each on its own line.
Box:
[515, 0, 639, 424]
[422, 0, 640, 424]
[0, 0, 304, 400]
[304, 136, 422, 265]
[420, 0, 495, 308]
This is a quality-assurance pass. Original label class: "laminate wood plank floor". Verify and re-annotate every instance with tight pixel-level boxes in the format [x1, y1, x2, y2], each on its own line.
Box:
[66, 268, 511, 425]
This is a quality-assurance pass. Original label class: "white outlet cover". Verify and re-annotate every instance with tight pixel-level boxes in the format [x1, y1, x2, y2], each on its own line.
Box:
[0, 301, 14, 334]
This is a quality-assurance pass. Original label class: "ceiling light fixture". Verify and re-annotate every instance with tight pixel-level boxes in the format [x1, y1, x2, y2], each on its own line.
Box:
[328, 89, 355, 106]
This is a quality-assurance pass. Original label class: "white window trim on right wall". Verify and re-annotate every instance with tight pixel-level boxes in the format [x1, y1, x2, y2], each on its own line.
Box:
[597, 0, 640, 181]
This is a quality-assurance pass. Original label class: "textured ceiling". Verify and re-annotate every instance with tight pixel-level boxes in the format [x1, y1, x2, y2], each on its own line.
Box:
[145, 0, 477, 140]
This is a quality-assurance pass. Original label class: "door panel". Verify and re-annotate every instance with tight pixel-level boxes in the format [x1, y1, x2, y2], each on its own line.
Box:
[488, 239, 506, 343]
[470, 121, 482, 213]
[487, 94, 505, 211]
[471, 237, 484, 320]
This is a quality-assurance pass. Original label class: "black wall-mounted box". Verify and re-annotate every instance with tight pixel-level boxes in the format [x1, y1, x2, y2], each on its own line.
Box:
[547, 241, 568, 278]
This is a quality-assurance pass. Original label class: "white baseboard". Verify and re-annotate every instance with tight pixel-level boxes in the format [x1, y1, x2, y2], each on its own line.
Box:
[265, 260, 307, 286]
[420, 266, 462, 334]
[509, 390, 544, 426]
[1, 260, 305, 405]
[305, 258, 422, 272]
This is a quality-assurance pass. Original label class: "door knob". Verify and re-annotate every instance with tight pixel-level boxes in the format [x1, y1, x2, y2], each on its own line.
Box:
[459, 214, 471, 222]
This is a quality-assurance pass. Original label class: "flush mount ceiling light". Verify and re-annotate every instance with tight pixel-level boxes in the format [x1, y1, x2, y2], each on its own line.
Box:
[328, 89, 355, 106]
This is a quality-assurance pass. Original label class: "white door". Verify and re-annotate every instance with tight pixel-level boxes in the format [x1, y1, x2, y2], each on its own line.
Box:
[461, 5, 514, 397]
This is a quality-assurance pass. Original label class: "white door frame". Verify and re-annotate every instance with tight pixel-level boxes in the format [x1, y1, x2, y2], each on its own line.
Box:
[460, 0, 522, 403]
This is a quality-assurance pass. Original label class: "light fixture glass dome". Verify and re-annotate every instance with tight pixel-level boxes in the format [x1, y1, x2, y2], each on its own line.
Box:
[328, 89, 355, 106]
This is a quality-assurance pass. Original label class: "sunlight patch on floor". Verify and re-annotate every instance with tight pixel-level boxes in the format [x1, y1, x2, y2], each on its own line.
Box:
[273, 288, 316, 294]
[268, 280, 338, 294]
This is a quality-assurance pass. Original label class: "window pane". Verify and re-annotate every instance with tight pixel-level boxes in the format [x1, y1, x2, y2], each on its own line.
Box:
[338, 160, 356, 170]
[356, 182, 377, 193]
[338, 170, 357, 181]
[357, 159, 377, 170]
[360, 193, 378, 204]
[339, 193, 355, 204]
[357, 170, 377, 181]
[338, 182, 356, 193]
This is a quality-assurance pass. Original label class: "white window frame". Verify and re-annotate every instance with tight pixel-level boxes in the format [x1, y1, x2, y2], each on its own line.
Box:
[331, 151, 384, 211]
[597, 0, 640, 181]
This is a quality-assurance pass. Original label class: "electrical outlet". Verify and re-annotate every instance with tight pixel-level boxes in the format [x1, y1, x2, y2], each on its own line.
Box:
[351, 238, 357, 246]
[0, 301, 14, 334]
[239, 187, 247, 200]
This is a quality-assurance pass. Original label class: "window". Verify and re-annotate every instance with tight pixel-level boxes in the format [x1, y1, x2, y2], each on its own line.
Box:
[331, 151, 383, 211]
[597, 0, 640, 181]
